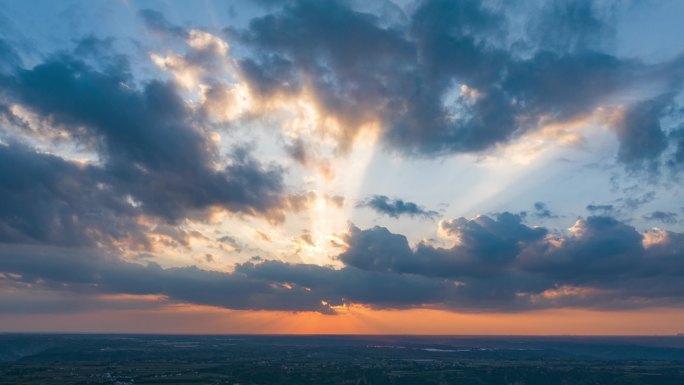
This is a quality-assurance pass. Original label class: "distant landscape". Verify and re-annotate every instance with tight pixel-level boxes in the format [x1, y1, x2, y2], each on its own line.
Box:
[2, 334, 684, 384]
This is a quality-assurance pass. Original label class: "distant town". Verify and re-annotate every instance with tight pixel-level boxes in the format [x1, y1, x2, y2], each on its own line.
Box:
[2, 334, 684, 384]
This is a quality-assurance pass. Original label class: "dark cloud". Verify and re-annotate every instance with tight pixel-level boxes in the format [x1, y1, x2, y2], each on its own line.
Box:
[138, 9, 188, 39]
[339, 213, 548, 278]
[502, 51, 629, 122]
[621, 191, 656, 210]
[586, 190, 657, 217]
[230, 0, 415, 150]
[218, 235, 243, 252]
[613, 97, 670, 168]
[358, 195, 438, 219]
[0, 38, 21, 72]
[533, 202, 557, 219]
[0, 241, 461, 314]
[668, 125, 684, 169]
[71, 36, 131, 75]
[0, 54, 286, 223]
[0, 213, 684, 313]
[0, 243, 334, 314]
[527, 216, 645, 281]
[643, 211, 678, 224]
[439, 213, 548, 265]
[2, 213, 684, 314]
[336, 225, 413, 273]
[236, 54, 299, 97]
[73, 35, 114, 58]
[284, 138, 309, 165]
[0, 142, 147, 247]
[526, 0, 613, 54]
[0, 278, 169, 315]
[337, 214, 684, 310]
[228, 0, 684, 169]
[234, 259, 456, 310]
[2, 1, 684, 318]
[586, 204, 616, 215]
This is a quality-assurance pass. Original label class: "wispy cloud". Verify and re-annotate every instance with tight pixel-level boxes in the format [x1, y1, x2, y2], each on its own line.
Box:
[358, 195, 439, 220]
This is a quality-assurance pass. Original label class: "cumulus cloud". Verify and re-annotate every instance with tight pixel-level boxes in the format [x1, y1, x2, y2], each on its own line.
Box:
[2, 213, 684, 314]
[335, 214, 684, 311]
[0, 244, 334, 314]
[222, 0, 684, 171]
[358, 195, 438, 219]
[0, 142, 148, 248]
[613, 97, 671, 169]
[0, 52, 286, 224]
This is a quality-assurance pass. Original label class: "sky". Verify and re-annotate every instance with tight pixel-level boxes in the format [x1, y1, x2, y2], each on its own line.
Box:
[0, 0, 684, 335]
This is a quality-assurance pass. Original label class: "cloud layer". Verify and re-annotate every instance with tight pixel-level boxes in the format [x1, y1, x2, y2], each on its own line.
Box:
[2, 213, 684, 314]
[229, 0, 684, 170]
[0, 0, 683, 319]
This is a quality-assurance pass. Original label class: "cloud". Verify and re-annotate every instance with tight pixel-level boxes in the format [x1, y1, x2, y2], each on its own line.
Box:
[532, 202, 557, 219]
[217, 235, 243, 253]
[585, 190, 657, 217]
[337, 213, 684, 311]
[586, 204, 616, 215]
[2, 2, 684, 318]
[2, 212, 684, 314]
[335, 225, 413, 273]
[526, 0, 614, 54]
[613, 97, 670, 168]
[440, 212, 548, 264]
[528, 216, 645, 281]
[0, 242, 459, 314]
[284, 138, 309, 165]
[0, 279, 169, 315]
[0, 38, 22, 72]
[138, 9, 188, 39]
[667, 126, 684, 170]
[339, 213, 550, 289]
[228, 0, 415, 150]
[0, 53, 286, 224]
[282, 138, 336, 179]
[0, 142, 149, 248]
[643, 211, 678, 224]
[358, 195, 438, 219]
[224, 0, 684, 172]
[0, 243, 334, 314]
[621, 191, 656, 210]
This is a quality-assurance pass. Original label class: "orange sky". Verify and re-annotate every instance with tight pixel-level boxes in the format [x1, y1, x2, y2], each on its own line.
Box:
[2, 305, 683, 335]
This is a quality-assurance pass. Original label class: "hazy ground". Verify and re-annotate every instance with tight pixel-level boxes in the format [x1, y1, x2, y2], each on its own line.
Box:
[2, 334, 684, 384]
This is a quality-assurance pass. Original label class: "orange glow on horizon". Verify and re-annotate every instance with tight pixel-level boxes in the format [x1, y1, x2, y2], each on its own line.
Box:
[2, 304, 683, 336]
